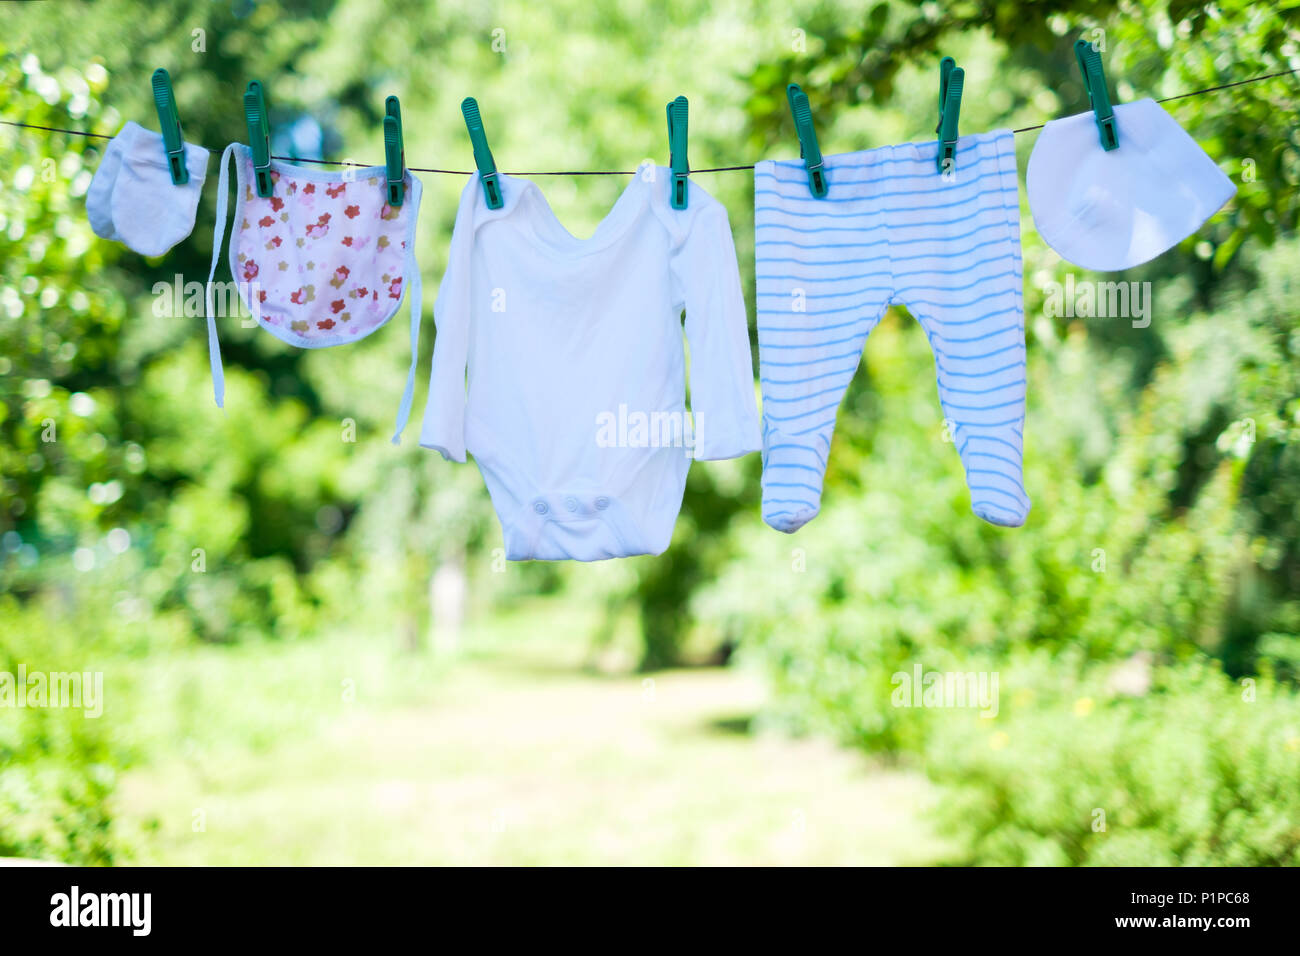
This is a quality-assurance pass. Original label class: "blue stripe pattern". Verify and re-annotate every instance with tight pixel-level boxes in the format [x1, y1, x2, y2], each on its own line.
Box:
[756, 130, 1031, 533]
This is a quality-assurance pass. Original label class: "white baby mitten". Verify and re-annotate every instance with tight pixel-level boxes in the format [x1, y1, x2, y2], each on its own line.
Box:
[86, 120, 210, 257]
[85, 129, 126, 241]
[1027, 98, 1236, 272]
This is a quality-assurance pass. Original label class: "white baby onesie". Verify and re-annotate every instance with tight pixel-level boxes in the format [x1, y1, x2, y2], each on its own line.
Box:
[420, 168, 761, 561]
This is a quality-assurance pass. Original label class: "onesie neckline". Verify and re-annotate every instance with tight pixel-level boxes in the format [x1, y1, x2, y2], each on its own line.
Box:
[500, 170, 655, 259]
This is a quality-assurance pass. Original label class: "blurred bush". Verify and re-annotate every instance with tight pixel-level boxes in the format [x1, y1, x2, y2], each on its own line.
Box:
[0, 597, 122, 864]
[928, 657, 1300, 866]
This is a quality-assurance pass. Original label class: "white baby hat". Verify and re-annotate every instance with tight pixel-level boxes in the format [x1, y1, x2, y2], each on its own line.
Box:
[1026, 98, 1236, 271]
[86, 120, 209, 257]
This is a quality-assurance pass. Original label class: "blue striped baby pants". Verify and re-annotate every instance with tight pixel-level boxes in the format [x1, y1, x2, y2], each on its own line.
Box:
[754, 129, 1030, 531]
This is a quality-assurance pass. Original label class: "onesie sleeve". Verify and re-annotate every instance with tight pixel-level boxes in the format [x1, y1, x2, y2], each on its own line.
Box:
[672, 200, 762, 461]
[418, 181, 477, 462]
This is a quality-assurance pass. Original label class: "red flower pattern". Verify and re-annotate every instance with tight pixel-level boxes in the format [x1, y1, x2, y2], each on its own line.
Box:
[241, 160, 411, 342]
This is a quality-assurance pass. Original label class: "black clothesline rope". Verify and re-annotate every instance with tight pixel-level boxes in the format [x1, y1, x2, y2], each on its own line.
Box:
[2, 66, 1296, 175]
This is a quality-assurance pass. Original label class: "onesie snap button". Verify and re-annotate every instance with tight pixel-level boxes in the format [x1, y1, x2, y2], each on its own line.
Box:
[533, 501, 548, 515]
[594, 496, 610, 510]
[564, 496, 579, 512]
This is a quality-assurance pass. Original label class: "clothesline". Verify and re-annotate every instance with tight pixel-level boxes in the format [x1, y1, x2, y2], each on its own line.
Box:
[2, 66, 1295, 175]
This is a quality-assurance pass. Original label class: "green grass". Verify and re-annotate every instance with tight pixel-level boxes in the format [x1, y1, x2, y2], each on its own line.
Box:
[111, 601, 949, 865]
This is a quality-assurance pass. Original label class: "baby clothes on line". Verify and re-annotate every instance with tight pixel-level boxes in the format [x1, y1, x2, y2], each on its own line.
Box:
[755, 129, 1030, 531]
[1027, 98, 1236, 271]
[204, 144, 425, 440]
[420, 168, 761, 562]
[87, 120, 209, 257]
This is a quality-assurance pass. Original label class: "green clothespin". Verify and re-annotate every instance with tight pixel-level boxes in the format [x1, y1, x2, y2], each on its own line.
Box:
[935, 56, 964, 174]
[666, 95, 689, 210]
[786, 84, 827, 198]
[1073, 38, 1119, 151]
[151, 68, 188, 186]
[383, 95, 405, 206]
[244, 80, 273, 197]
[461, 97, 502, 210]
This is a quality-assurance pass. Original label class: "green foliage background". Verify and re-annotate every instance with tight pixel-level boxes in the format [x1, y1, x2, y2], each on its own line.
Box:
[1, 0, 1298, 864]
